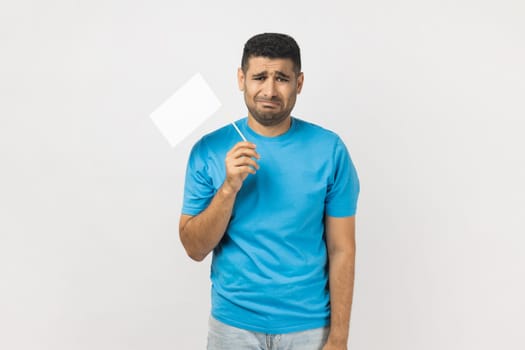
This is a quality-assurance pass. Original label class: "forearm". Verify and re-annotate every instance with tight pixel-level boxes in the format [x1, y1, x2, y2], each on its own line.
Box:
[326, 250, 355, 348]
[180, 184, 237, 261]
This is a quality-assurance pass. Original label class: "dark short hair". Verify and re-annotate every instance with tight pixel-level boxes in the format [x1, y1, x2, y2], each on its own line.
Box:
[241, 33, 301, 74]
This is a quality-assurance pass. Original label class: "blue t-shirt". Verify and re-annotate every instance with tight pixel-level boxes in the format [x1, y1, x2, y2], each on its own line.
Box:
[182, 117, 360, 334]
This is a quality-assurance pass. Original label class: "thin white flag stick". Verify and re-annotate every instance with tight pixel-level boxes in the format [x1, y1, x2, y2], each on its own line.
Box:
[231, 121, 247, 142]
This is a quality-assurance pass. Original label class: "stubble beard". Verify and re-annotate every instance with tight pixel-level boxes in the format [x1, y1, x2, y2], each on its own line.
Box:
[247, 106, 289, 126]
[245, 96, 296, 127]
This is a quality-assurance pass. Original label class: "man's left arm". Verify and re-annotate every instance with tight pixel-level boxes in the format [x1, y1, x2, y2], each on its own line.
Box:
[323, 215, 356, 350]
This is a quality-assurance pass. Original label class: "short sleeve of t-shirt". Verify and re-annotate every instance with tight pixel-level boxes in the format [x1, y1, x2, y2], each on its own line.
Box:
[324, 137, 360, 217]
[182, 139, 216, 216]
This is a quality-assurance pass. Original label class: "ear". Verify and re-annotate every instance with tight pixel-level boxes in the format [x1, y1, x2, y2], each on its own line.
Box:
[237, 68, 245, 91]
[296, 72, 304, 94]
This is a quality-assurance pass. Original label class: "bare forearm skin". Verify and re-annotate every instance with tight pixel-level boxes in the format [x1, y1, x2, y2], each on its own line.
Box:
[325, 250, 355, 349]
[179, 184, 237, 261]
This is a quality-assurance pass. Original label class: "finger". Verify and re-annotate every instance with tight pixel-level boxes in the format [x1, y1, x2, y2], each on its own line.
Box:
[230, 148, 260, 160]
[236, 165, 257, 175]
[227, 155, 260, 169]
[234, 141, 256, 149]
[227, 142, 257, 156]
[230, 157, 260, 170]
[226, 163, 257, 176]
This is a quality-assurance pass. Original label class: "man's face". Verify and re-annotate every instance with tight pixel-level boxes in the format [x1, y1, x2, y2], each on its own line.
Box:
[238, 56, 304, 127]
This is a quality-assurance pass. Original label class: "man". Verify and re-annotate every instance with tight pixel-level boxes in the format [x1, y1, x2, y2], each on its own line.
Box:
[180, 33, 360, 350]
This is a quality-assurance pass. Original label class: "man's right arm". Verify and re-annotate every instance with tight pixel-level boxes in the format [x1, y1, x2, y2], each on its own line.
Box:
[179, 184, 237, 261]
[179, 141, 259, 262]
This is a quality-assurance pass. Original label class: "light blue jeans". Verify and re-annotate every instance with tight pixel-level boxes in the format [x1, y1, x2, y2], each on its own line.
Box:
[207, 316, 330, 350]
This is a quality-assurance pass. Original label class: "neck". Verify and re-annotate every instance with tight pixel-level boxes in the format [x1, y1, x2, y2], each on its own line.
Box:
[247, 115, 292, 137]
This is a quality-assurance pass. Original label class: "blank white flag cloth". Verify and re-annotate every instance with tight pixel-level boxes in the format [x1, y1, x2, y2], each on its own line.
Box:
[150, 73, 221, 147]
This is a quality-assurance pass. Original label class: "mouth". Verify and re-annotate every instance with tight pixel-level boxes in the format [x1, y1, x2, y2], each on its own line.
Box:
[256, 100, 281, 109]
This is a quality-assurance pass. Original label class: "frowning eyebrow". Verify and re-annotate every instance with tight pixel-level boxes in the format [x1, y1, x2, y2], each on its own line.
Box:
[275, 71, 291, 79]
[251, 71, 292, 79]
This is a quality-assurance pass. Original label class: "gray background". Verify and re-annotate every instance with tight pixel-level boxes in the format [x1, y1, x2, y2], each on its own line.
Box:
[1, 0, 524, 349]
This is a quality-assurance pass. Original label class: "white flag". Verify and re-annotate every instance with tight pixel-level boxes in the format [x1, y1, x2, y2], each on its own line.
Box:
[150, 73, 221, 147]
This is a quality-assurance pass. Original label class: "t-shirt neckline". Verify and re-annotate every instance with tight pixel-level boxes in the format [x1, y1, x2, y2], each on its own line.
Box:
[241, 116, 297, 143]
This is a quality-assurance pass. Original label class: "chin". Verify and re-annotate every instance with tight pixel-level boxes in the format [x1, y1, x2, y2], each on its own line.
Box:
[248, 106, 290, 126]
[256, 116, 288, 127]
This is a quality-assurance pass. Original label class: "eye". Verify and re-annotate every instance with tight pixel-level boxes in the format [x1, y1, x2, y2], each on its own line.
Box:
[276, 77, 289, 82]
[253, 76, 266, 81]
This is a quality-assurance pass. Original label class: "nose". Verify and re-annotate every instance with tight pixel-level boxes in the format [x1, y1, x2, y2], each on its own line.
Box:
[262, 78, 277, 98]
